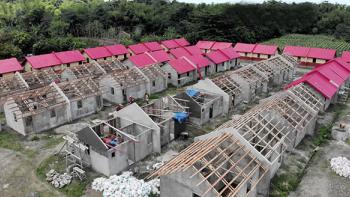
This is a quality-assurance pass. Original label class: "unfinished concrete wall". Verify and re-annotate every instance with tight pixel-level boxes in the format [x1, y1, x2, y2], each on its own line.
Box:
[4, 101, 26, 135]
[70, 96, 102, 120]
[192, 79, 230, 114]
[115, 103, 161, 153]
[162, 63, 196, 87]
[99, 75, 124, 104]
[160, 167, 219, 197]
[60, 69, 77, 81]
[148, 75, 167, 94]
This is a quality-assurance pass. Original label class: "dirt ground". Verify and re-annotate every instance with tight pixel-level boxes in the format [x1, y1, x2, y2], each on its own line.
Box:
[289, 140, 350, 197]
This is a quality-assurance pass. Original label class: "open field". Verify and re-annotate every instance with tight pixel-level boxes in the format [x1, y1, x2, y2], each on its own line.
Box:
[264, 34, 350, 55]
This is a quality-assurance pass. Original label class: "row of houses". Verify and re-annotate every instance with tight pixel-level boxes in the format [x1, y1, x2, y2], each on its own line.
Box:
[70, 54, 297, 176]
[149, 58, 350, 197]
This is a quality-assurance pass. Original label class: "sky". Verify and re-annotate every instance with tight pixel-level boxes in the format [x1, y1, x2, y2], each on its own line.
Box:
[176, 0, 350, 5]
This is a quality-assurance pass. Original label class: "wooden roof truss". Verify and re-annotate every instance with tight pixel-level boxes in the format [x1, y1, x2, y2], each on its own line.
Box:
[212, 74, 241, 97]
[149, 133, 267, 197]
[267, 56, 294, 72]
[0, 74, 28, 98]
[111, 68, 148, 89]
[141, 65, 167, 81]
[281, 53, 299, 66]
[98, 60, 128, 73]
[190, 91, 221, 106]
[22, 69, 60, 89]
[253, 61, 277, 80]
[10, 84, 66, 116]
[58, 77, 101, 100]
[142, 95, 188, 122]
[287, 83, 324, 112]
[70, 63, 105, 79]
[233, 66, 267, 87]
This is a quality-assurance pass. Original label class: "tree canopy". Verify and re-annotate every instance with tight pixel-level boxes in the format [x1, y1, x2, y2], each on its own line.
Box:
[0, 0, 349, 59]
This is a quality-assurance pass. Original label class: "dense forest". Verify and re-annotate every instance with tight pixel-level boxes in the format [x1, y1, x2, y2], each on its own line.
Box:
[0, 0, 350, 59]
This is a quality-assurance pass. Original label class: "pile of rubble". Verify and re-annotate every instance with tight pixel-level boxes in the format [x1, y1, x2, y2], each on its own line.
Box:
[330, 156, 350, 179]
[46, 169, 72, 188]
[92, 171, 159, 197]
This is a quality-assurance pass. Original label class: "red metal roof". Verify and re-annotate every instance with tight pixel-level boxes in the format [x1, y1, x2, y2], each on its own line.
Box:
[0, 58, 23, 74]
[55, 50, 85, 64]
[174, 38, 190, 47]
[104, 44, 128, 56]
[283, 46, 310, 57]
[307, 48, 336, 60]
[233, 43, 256, 53]
[169, 47, 192, 58]
[185, 45, 203, 56]
[253, 44, 278, 55]
[211, 42, 232, 50]
[186, 55, 211, 69]
[196, 41, 215, 50]
[206, 50, 229, 64]
[143, 42, 163, 51]
[128, 43, 150, 55]
[84, 47, 112, 60]
[168, 57, 196, 74]
[129, 53, 156, 69]
[219, 47, 240, 59]
[341, 51, 350, 63]
[286, 59, 350, 99]
[149, 50, 171, 63]
[25, 53, 62, 69]
[161, 40, 180, 49]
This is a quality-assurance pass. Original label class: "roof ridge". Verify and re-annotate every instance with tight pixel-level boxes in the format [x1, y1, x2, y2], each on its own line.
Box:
[51, 52, 63, 64]
[103, 46, 114, 56]
[145, 52, 157, 63]
[182, 56, 197, 69]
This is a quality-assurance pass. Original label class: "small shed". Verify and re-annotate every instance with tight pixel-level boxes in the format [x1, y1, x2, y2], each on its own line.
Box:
[4, 83, 69, 135]
[0, 58, 23, 78]
[175, 88, 224, 126]
[162, 57, 197, 87]
[99, 68, 149, 104]
[58, 77, 103, 120]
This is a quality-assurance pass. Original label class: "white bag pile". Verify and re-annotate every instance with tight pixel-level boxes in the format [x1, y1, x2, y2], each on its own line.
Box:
[92, 171, 160, 197]
[330, 156, 350, 178]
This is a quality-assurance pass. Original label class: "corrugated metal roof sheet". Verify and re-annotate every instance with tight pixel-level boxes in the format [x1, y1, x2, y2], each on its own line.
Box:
[25, 53, 62, 69]
[129, 53, 156, 68]
[143, 42, 163, 51]
[206, 50, 230, 64]
[283, 46, 310, 57]
[219, 47, 240, 59]
[307, 48, 336, 60]
[341, 51, 350, 63]
[253, 44, 278, 55]
[0, 58, 23, 74]
[55, 50, 85, 64]
[186, 55, 212, 69]
[233, 43, 256, 53]
[211, 42, 232, 50]
[84, 47, 112, 59]
[169, 47, 192, 58]
[149, 50, 171, 63]
[196, 41, 215, 50]
[174, 38, 190, 47]
[104, 44, 128, 55]
[128, 43, 150, 55]
[168, 57, 196, 74]
[184, 45, 203, 56]
[161, 40, 180, 49]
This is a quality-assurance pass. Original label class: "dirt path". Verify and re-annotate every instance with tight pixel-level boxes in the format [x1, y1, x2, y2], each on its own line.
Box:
[289, 141, 350, 197]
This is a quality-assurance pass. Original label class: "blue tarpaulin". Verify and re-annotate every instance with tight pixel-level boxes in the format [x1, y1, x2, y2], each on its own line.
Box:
[186, 88, 199, 97]
[173, 112, 189, 123]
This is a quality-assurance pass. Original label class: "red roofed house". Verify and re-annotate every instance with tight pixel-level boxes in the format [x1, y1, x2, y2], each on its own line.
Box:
[25, 50, 85, 72]
[184, 45, 203, 56]
[128, 43, 150, 55]
[169, 47, 192, 59]
[206, 47, 240, 72]
[286, 58, 350, 109]
[124, 50, 171, 68]
[341, 51, 350, 63]
[162, 57, 197, 86]
[306, 48, 336, 65]
[173, 38, 190, 47]
[233, 43, 278, 63]
[0, 58, 24, 78]
[104, 44, 129, 60]
[143, 41, 163, 52]
[196, 41, 232, 53]
[283, 45, 336, 66]
[84, 44, 129, 63]
[161, 40, 180, 51]
[186, 55, 214, 78]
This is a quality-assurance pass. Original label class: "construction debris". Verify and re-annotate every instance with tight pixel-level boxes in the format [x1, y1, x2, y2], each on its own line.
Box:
[46, 169, 72, 188]
[92, 171, 160, 197]
[330, 157, 350, 179]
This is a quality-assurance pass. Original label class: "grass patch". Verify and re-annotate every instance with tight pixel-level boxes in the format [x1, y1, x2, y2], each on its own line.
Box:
[42, 136, 64, 149]
[0, 130, 24, 152]
[346, 137, 350, 145]
[36, 154, 93, 197]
